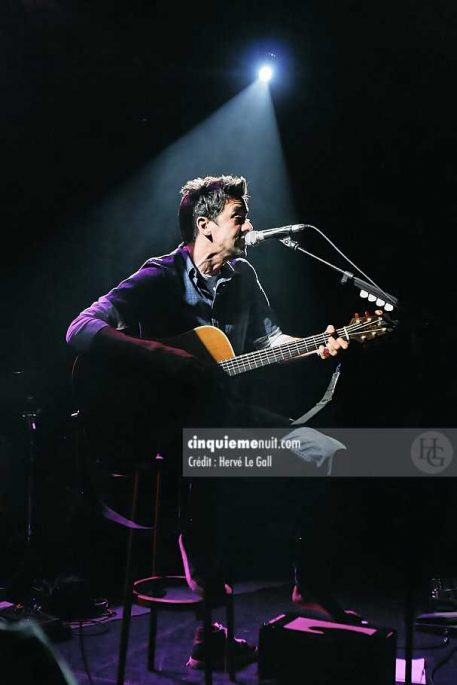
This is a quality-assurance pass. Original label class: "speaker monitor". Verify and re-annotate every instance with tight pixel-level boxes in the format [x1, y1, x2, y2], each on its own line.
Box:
[259, 612, 396, 685]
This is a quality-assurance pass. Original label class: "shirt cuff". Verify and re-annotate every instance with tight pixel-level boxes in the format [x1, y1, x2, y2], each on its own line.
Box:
[253, 326, 283, 350]
[66, 318, 110, 352]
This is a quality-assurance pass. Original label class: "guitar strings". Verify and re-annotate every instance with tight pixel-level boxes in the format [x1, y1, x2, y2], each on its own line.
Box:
[219, 318, 386, 376]
[220, 318, 383, 374]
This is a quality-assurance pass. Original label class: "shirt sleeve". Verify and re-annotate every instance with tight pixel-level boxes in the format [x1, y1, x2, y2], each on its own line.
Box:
[65, 296, 126, 352]
[66, 264, 165, 352]
[242, 260, 283, 350]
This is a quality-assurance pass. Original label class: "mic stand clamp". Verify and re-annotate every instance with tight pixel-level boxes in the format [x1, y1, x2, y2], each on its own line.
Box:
[279, 236, 300, 251]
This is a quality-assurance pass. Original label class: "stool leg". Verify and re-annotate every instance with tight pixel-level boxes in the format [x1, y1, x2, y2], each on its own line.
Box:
[225, 593, 235, 681]
[147, 607, 158, 671]
[117, 587, 134, 685]
[203, 588, 213, 685]
[117, 469, 140, 685]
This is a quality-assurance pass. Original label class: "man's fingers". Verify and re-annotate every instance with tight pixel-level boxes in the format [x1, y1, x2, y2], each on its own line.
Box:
[336, 337, 349, 350]
[325, 335, 340, 355]
[319, 329, 350, 360]
[318, 345, 331, 359]
[327, 346, 338, 357]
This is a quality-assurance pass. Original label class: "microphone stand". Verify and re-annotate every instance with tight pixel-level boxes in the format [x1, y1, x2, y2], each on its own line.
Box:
[279, 236, 399, 310]
[22, 404, 39, 548]
[11, 394, 44, 610]
[0, 374, 57, 629]
[279, 236, 415, 683]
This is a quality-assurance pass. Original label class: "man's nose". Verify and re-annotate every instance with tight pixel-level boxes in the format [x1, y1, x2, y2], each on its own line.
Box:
[241, 219, 253, 232]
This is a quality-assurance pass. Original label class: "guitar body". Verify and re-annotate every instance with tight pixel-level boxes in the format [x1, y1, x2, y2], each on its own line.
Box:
[162, 325, 236, 363]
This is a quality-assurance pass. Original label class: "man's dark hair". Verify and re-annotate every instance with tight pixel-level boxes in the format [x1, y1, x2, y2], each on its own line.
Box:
[178, 175, 249, 243]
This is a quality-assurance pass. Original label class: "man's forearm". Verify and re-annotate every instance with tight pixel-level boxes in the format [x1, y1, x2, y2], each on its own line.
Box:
[89, 325, 198, 379]
[91, 326, 175, 363]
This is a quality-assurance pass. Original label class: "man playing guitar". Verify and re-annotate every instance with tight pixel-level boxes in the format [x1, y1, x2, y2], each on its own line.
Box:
[67, 175, 351, 669]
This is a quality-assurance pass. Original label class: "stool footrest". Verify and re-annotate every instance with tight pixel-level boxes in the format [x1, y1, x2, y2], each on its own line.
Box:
[134, 575, 204, 608]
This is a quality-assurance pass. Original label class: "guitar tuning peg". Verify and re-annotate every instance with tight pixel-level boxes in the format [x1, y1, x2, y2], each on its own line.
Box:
[365, 310, 371, 318]
[354, 312, 359, 318]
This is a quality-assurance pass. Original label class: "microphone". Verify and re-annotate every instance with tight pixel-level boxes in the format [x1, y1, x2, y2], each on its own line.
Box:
[244, 224, 308, 246]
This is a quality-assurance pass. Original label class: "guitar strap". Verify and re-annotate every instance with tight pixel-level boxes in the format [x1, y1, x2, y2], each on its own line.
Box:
[290, 363, 342, 427]
[288, 364, 342, 476]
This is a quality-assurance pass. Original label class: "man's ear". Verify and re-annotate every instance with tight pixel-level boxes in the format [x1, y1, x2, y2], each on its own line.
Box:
[196, 215, 212, 238]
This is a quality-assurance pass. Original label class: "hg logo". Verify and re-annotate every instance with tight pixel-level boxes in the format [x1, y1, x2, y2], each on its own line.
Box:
[411, 431, 454, 474]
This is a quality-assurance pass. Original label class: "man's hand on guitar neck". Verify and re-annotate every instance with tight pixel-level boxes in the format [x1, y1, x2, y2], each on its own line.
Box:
[318, 324, 349, 360]
[272, 324, 349, 361]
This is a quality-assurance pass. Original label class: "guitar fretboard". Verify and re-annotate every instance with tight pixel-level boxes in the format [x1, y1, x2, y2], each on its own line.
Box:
[219, 328, 347, 376]
[218, 318, 383, 376]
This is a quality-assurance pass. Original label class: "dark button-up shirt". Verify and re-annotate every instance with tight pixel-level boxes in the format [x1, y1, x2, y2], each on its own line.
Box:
[66, 244, 282, 354]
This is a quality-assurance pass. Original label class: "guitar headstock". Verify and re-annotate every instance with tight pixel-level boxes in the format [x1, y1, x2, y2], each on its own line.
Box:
[345, 310, 396, 343]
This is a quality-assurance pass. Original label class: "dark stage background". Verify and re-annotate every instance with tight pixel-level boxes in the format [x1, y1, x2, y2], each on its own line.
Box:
[1, 1, 456, 600]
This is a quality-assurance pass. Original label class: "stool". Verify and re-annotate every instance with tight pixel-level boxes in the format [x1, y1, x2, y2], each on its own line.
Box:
[116, 454, 236, 685]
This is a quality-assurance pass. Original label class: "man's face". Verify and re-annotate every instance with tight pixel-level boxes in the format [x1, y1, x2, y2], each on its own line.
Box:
[206, 198, 253, 258]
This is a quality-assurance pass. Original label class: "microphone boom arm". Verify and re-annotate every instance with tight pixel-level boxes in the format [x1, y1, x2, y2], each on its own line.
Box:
[279, 236, 399, 310]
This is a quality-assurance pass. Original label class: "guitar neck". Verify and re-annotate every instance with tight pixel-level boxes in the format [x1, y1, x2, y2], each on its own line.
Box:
[219, 327, 349, 377]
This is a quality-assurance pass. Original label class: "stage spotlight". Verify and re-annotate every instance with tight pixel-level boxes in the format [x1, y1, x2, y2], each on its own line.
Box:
[258, 65, 273, 82]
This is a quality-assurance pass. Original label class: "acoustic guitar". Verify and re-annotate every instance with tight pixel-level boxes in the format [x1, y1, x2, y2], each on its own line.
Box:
[73, 311, 393, 434]
[72, 312, 394, 522]
[150, 312, 393, 375]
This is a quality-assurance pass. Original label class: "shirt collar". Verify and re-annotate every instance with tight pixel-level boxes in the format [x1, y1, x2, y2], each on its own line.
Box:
[179, 243, 235, 290]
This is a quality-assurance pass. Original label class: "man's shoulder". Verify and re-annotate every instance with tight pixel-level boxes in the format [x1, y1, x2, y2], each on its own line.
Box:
[112, 246, 184, 293]
[230, 257, 257, 275]
[132, 246, 190, 285]
[230, 257, 262, 284]
[141, 245, 185, 273]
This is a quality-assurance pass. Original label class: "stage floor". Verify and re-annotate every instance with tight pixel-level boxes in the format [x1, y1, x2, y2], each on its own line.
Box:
[52, 579, 457, 684]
